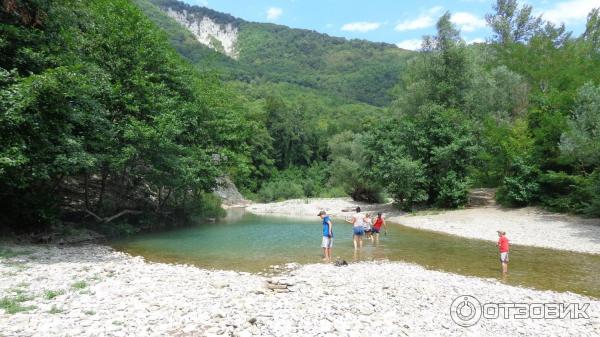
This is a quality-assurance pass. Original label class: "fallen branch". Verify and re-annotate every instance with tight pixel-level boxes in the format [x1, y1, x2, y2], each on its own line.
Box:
[84, 209, 143, 223]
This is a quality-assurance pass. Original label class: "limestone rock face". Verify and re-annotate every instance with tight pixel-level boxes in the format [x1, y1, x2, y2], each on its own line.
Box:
[165, 7, 239, 59]
[213, 176, 249, 206]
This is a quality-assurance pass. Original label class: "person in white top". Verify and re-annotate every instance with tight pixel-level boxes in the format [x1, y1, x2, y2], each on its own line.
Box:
[363, 213, 373, 242]
[346, 206, 364, 250]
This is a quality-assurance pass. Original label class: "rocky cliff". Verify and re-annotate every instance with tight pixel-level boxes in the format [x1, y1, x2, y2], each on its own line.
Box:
[164, 7, 239, 59]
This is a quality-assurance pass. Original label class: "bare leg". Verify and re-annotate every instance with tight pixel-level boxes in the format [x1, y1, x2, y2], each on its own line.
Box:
[502, 262, 508, 273]
[322, 247, 328, 261]
[353, 235, 358, 250]
[359, 236, 363, 249]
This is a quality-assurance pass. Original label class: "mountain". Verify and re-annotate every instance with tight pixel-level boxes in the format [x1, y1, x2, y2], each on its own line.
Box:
[135, 0, 412, 107]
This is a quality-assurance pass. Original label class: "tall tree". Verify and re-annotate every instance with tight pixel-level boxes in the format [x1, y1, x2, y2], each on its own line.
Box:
[485, 0, 542, 45]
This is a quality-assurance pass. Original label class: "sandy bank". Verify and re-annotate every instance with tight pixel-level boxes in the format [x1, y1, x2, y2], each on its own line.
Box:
[247, 198, 600, 254]
[0, 245, 598, 337]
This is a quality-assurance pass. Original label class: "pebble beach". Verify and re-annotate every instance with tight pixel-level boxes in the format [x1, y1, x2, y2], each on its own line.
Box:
[1, 244, 598, 337]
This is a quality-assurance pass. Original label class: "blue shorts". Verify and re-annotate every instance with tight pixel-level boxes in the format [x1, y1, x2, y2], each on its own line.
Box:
[353, 227, 364, 236]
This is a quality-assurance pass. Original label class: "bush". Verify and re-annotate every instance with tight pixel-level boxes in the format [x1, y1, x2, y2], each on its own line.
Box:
[496, 157, 540, 206]
[258, 180, 305, 202]
[94, 222, 139, 237]
[435, 171, 469, 208]
[329, 131, 383, 202]
[384, 157, 429, 211]
[538, 171, 590, 213]
[583, 171, 600, 217]
[193, 193, 227, 219]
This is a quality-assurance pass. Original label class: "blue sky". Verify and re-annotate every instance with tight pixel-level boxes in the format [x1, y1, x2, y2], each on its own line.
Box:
[183, 0, 600, 49]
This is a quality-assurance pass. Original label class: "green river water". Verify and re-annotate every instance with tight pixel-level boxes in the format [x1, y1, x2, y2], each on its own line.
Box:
[112, 210, 600, 298]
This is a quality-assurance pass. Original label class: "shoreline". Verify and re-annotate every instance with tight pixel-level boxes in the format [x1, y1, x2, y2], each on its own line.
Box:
[246, 198, 600, 255]
[1, 244, 598, 336]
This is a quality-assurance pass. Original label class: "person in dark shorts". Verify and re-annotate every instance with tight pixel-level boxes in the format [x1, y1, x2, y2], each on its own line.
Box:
[346, 207, 364, 250]
[372, 212, 387, 242]
[318, 211, 333, 261]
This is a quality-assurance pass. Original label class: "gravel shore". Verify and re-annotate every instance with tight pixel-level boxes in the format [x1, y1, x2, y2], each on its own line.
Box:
[1, 245, 598, 336]
[247, 198, 600, 254]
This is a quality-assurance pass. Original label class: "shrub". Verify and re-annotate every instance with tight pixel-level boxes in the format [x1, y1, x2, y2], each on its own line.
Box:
[71, 281, 87, 290]
[383, 157, 428, 211]
[538, 171, 590, 213]
[435, 171, 470, 208]
[583, 170, 600, 217]
[258, 180, 304, 202]
[0, 295, 35, 314]
[193, 193, 227, 219]
[496, 157, 539, 206]
[44, 290, 65, 300]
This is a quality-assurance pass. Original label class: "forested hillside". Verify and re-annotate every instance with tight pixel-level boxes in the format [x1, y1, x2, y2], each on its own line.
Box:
[133, 0, 408, 200]
[142, 0, 412, 107]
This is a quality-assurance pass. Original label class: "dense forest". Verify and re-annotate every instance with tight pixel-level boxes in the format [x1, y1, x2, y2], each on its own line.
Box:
[1, 0, 599, 235]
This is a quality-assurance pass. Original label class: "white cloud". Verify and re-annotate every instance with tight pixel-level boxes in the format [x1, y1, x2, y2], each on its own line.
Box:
[395, 16, 435, 31]
[394, 6, 444, 32]
[539, 0, 599, 24]
[396, 39, 423, 50]
[466, 37, 486, 45]
[266, 7, 283, 21]
[451, 12, 487, 32]
[341, 21, 381, 32]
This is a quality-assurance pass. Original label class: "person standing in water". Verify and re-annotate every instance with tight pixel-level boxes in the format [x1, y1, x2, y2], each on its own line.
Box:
[363, 213, 373, 242]
[372, 212, 387, 243]
[346, 206, 364, 250]
[496, 230, 509, 273]
[318, 211, 333, 262]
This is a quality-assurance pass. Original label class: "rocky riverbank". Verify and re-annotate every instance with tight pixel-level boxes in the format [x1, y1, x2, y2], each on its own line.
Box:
[1, 244, 598, 336]
[246, 198, 600, 254]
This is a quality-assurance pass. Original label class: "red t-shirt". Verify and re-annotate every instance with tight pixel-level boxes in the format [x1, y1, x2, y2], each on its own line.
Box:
[373, 218, 384, 230]
[498, 236, 509, 252]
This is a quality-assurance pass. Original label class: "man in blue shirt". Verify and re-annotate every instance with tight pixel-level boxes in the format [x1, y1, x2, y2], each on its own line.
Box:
[318, 210, 333, 262]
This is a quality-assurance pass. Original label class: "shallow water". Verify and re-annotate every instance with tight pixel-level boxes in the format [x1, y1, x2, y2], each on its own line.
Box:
[112, 210, 600, 298]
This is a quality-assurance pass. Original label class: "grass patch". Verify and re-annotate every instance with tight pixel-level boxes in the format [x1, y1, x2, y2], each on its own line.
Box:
[0, 294, 36, 314]
[112, 320, 124, 326]
[8, 288, 26, 295]
[0, 248, 19, 259]
[0, 248, 32, 259]
[44, 289, 65, 300]
[84, 310, 96, 315]
[47, 305, 63, 314]
[71, 281, 87, 289]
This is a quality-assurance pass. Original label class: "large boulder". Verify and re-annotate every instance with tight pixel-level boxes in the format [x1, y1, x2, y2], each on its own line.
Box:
[213, 176, 250, 207]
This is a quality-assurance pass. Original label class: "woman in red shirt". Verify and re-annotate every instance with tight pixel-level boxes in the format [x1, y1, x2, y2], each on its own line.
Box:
[372, 212, 387, 243]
